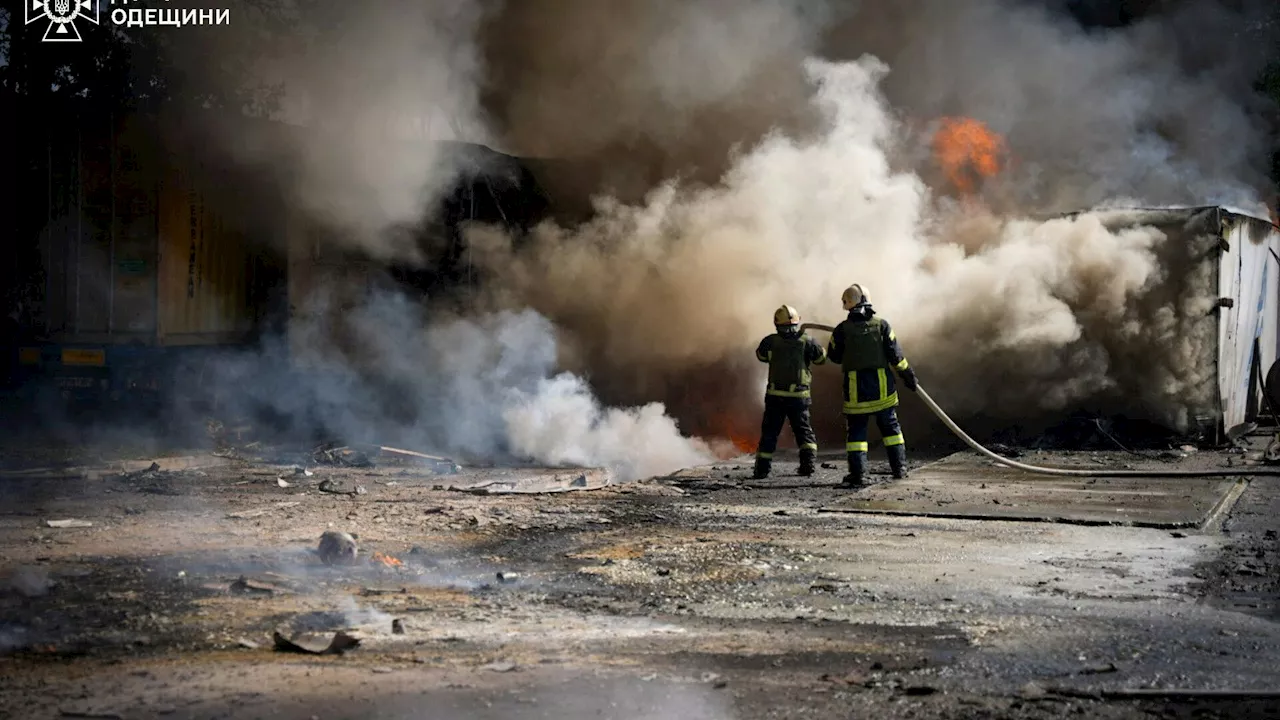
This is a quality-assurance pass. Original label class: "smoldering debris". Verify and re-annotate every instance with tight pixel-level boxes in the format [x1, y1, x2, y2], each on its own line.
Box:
[229, 576, 279, 597]
[313, 443, 375, 468]
[272, 628, 361, 656]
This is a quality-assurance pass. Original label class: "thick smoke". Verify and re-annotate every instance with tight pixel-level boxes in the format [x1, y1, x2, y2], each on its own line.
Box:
[160, 1, 718, 474]
[464, 0, 1277, 437]
[478, 0, 832, 202]
[824, 0, 1278, 213]
[201, 289, 713, 480]
[171, 0, 1278, 464]
[180, 0, 497, 262]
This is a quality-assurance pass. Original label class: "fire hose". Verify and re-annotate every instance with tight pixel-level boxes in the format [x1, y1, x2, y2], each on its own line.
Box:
[800, 323, 1280, 478]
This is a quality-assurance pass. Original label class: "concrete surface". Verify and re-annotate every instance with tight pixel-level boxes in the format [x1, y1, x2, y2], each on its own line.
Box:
[1, 442, 1279, 720]
[818, 452, 1251, 528]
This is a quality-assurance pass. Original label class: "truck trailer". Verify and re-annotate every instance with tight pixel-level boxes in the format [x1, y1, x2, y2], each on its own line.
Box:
[9, 112, 287, 411]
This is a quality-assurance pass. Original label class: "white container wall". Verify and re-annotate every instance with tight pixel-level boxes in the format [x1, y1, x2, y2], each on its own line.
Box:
[1216, 210, 1280, 432]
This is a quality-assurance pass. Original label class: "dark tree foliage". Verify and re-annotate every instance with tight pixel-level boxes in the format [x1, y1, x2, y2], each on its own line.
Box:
[0, 0, 297, 325]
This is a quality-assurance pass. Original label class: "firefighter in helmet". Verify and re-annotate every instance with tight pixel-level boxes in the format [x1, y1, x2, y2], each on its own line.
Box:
[825, 284, 918, 486]
[752, 305, 828, 479]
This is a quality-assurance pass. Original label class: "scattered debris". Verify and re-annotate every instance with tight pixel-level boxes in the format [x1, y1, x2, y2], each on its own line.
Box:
[314, 443, 375, 468]
[820, 671, 866, 686]
[987, 443, 1024, 458]
[319, 479, 366, 496]
[276, 477, 292, 488]
[903, 685, 939, 696]
[237, 638, 260, 650]
[272, 628, 361, 655]
[226, 502, 301, 520]
[496, 571, 520, 583]
[379, 446, 461, 474]
[1020, 682, 1048, 699]
[45, 519, 93, 529]
[318, 531, 359, 566]
[449, 468, 613, 495]
[229, 576, 277, 596]
[1265, 435, 1280, 464]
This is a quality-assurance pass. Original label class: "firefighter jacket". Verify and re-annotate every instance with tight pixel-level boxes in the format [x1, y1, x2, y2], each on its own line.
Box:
[755, 331, 828, 399]
[826, 308, 911, 414]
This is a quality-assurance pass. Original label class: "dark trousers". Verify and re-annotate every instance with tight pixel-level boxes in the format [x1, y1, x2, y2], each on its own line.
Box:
[845, 407, 904, 454]
[756, 395, 818, 461]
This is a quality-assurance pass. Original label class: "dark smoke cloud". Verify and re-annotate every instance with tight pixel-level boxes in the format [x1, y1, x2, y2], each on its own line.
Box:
[823, 0, 1278, 212]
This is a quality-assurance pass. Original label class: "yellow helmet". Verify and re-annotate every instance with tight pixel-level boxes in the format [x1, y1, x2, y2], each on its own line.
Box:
[773, 305, 801, 326]
[842, 284, 869, 311]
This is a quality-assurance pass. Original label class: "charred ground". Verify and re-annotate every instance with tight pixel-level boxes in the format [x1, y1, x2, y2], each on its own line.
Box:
[2, 431, 1279, 720]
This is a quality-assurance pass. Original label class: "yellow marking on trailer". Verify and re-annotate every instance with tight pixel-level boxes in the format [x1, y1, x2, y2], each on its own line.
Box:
[61, 349, 106, 367]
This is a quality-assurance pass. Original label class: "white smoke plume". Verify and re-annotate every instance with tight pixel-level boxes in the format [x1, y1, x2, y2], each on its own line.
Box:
[469, 47, 1265, 435]
[204, 289, 713, 480]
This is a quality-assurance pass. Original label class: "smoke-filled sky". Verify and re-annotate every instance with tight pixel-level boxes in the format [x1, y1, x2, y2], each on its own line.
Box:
[172, 0, 1280, 473]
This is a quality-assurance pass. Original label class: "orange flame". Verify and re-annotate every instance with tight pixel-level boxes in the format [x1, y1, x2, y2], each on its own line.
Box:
[703, 411, 756, 459]
[371, 552, 403, 568]
[932, 117, 1007, 194]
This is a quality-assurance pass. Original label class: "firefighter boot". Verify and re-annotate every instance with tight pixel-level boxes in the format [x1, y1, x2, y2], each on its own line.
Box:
[842, 452, 867, 487]
[797, 449, 816, 477]
[753, 457, 771, 480]
[887, 444, 908, 479]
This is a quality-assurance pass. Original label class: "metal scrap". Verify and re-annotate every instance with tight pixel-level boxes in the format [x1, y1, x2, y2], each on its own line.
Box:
[45, 519, 93, 529]
[318, 479, 366, 496]
[314, 443, 375, 468]
[379, 446, 461, 474]
[226, 502, 301, 519]
[448, 468, 612, 495]
[272, 628, 361, 655]
[1264, 434, 1280, 464]
[229, 576, 278, 596]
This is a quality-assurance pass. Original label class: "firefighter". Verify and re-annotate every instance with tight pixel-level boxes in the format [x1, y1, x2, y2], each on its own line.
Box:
[753, 305, 828, 479]
[825, 284, 918, 487]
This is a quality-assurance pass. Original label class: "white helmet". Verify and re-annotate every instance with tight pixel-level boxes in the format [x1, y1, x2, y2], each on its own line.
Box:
[773, 305, 801, 326]
[842, 284, 869, 311]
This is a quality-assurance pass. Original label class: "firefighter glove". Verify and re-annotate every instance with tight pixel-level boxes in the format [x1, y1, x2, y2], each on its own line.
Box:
[900, 367, 919, 392]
